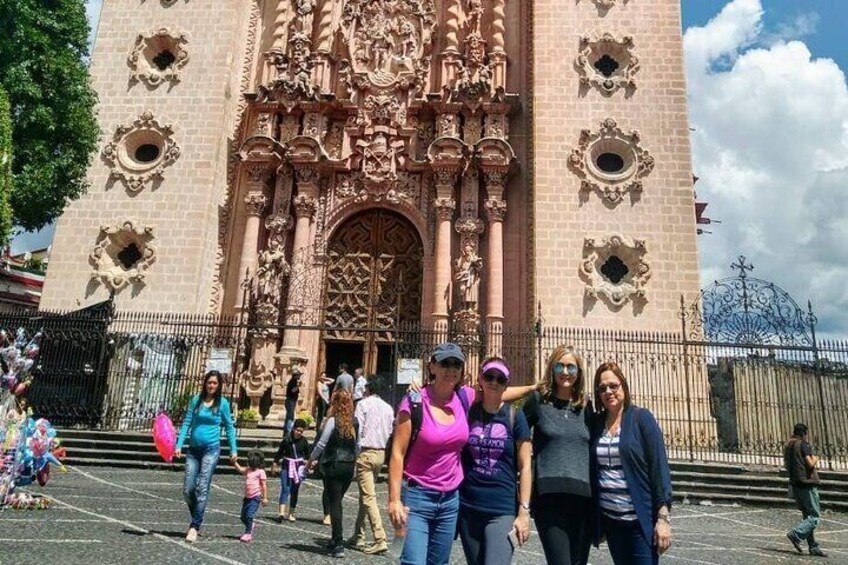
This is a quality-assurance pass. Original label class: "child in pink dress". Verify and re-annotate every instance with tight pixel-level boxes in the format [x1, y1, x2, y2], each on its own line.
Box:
[233, 450, 268, 542]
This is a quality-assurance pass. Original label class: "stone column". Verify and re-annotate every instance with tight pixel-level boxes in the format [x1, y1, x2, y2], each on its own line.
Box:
[484, 170, 507, 354]
[489, 0, 507, 90]
[236, 168, 269, 308]
[432, 169, 458, 334]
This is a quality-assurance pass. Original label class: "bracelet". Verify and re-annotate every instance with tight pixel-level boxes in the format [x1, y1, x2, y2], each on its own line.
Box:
[519, 502, 531, 512]
[657, 514, 670, 523]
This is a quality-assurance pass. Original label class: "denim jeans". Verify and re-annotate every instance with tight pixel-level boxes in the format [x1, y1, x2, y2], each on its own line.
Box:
[791, 485, 822, 549]
[279, 469, 301, 509]
[183, 444, 220, 529]
[284, 398, 297, 435]
[602, 515, 658, 565]
[400, 483, 460, 565]
[241, 496, 261, 533]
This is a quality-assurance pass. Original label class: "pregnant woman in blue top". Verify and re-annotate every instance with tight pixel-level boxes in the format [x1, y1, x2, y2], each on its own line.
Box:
[175, 370, 238, 542]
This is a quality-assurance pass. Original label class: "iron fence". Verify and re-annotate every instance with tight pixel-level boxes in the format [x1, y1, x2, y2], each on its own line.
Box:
[1, 300, 847, 469]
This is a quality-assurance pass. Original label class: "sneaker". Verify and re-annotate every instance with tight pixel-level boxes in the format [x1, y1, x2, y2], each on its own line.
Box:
[239, 533, 252, 543]
[329, 545, 345, 558]
[810, 547, 827, 557]
[347, 536, 366, 549]
[787, 532, 803, 554]
[363, 540, 389, 555]
[185, 527, 198, 543]
[287, 512, 296, 522]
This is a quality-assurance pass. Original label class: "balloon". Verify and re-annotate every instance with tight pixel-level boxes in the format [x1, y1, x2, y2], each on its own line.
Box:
[152, 413, 176, 463]
[36, 465, 50, 487]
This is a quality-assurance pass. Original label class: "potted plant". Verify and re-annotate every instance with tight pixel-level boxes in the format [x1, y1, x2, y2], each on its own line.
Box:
[296, 411, 316, 429]
[237, 408, 260, 429]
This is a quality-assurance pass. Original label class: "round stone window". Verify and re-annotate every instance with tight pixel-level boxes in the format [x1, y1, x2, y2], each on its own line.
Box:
[134, 144, 161, 163]
[119, 129, 166, 171]
[586, 137, 636, 182]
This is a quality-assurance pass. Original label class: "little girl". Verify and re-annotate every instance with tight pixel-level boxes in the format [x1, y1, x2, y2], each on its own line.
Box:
[233, 449, 268, 542]
[272, 418, 310, 522]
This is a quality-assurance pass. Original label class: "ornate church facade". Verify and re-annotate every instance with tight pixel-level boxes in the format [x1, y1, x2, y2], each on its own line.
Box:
[42, 0, 700, 414]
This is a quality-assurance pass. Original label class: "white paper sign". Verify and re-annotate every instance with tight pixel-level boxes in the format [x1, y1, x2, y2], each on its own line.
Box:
[396, 358, 423, 385]
[206, 348, 233, 375]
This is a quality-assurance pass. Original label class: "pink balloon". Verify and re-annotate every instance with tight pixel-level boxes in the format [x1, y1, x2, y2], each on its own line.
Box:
[152, 413, 176, 463]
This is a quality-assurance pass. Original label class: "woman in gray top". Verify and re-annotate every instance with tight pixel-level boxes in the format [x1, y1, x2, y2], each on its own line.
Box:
[523, 345, 593, 565]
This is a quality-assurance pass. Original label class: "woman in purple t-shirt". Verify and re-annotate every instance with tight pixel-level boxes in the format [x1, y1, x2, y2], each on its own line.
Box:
[388, 343, 537, 565]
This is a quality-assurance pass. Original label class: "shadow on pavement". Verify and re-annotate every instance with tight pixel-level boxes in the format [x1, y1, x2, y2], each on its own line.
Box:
[285, 541, 336, 556]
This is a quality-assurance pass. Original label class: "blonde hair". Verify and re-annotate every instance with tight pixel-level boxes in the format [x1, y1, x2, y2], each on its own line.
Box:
[330, 390, 355, 439]
[540, 345, 586, 408]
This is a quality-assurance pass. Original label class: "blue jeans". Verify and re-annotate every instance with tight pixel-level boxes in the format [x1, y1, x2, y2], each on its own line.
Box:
[603, 515, 658, 565]
[284, 398, 297, 435]
[241, 496, 261, 534]
[401, 483, 460, 565]
[183, 444, 220, 529]
[791, 485, 821, 549]
[279, 469, 301, 509]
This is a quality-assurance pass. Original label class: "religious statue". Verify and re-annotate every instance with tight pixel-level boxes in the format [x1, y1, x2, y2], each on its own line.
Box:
[256, 246, 289, 304]
[466, 0, 484, 34]
[294, 0, 316, 35]
[455, 241, 483, 306]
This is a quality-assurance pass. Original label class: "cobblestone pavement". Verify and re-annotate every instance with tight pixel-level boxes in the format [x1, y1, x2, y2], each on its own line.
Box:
[0, 466, 846, 564]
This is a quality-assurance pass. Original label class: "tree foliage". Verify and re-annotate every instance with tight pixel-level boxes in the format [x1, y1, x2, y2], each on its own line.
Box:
[0, 87, 13, 245]
[0, 0, 99, 231]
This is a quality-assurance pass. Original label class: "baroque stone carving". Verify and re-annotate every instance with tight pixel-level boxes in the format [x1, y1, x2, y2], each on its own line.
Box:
[101, 111, 180, 192]
[569, 118, 654, 205]
[262, 31, 319, 105]
[340, 0, 437, 91]
[293, 194, 317, 218]
[454, 217, 483, 306]
[452, 32, 494, 106]
[128, 27, 189, 87]
[355, 131, 406, 188]
[253, 213, 293, 324]
[580, 234, 651, 308]
[89, 221, 157, 291]
[575, 34, 639, 96]
[244, 193, 268, 216]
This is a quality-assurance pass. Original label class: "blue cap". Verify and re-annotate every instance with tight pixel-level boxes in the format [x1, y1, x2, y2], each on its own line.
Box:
[431, 342, 466, 363]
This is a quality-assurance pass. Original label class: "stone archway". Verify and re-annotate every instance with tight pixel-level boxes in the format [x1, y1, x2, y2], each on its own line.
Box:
[322, 208, 423, 376]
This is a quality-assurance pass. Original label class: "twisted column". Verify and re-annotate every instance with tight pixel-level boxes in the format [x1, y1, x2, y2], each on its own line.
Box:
[491, 0, 506, 52]
[315, 0, 335, 52]
[273, 0, 290, 49]
[445, 0, 463, 52]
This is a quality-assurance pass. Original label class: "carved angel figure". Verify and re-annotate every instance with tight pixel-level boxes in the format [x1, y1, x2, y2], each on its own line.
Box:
[455, 241, 483, 305]
[256, 247, 289, 304]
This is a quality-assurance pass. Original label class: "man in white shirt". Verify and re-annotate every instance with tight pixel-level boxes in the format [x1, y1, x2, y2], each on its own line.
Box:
[353, 368, 367, 403]
[350, 376, 394, 555]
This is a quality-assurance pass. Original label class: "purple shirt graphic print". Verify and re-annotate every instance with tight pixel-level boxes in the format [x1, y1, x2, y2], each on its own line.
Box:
[460, 403, 531, 516]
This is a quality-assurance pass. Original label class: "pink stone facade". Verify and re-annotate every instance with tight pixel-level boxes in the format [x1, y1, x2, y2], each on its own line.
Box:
[42, 0, 700, 416]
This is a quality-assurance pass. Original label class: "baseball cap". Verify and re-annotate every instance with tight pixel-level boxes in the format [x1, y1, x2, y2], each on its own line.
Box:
[430, 342, 466, 363]
[480, 358, 510, 381]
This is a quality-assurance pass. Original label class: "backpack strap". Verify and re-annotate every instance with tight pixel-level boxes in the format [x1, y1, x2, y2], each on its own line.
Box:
[405, 394, 424, 462]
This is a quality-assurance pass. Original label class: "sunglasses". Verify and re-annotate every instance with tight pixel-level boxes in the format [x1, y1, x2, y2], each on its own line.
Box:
[553, 363, 579, 376]
[438, 359, 464, 370]
[596, 383, 621, 394]
[481, 372, 508, 385]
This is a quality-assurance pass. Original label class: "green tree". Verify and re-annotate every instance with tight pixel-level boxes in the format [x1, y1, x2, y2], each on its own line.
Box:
[0, 87, 12, 245]
[0, 0, 99, 231]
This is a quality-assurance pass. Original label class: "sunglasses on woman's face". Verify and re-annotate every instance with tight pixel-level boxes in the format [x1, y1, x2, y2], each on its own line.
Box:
[481, 372, 508, 386]
[438, 359, 464, 370]
[553, 363, 579, 376]
[596, 383, 621, 394]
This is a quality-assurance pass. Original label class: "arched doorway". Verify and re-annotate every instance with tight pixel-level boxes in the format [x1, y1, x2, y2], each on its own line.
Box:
[322, 208, 423, 376]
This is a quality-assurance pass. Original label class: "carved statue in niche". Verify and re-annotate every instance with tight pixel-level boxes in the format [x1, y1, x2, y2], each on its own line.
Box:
[466, 0, 484, 34]
[455, 240, 483, 306]
[256, 246, 289, 305]
[293, 0, 316, 35]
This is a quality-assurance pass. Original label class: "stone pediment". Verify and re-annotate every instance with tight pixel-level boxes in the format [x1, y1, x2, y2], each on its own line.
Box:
[475, 137, 514, 169]
[238, 135, 285, 165]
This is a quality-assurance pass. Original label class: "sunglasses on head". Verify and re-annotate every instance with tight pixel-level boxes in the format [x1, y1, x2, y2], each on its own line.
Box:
[553, 362, 579, 376]
[481, 372, 508, 385]
[596, 383, 621, 394]
[438, 359, 464, 370]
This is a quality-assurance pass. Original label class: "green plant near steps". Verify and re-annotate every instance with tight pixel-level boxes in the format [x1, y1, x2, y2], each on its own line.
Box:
[296, 411, 315, 428]
[238, 408, 260, 422]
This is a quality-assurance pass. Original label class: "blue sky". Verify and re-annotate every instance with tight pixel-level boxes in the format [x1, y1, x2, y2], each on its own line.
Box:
[16, 1, 848, 337]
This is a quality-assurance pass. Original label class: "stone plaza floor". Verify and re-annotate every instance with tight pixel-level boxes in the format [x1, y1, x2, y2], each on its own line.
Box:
[0, 465, 846, 564]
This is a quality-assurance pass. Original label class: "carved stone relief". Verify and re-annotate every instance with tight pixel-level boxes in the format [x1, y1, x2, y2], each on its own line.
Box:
[575, 34, 639, 96]
[580, 234, 651, 309]
[89, 221, 157, 292]
[569, 118, 654, 205]
[101, 111, 180, 192]
[128, 27, 189, 87]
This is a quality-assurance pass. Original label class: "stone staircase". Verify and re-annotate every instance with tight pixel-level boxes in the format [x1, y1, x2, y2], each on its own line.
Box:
[56, 429, 848, 510]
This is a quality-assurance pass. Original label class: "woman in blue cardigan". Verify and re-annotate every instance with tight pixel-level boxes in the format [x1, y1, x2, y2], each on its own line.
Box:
[174, 370, 239, 542]
[591, 362, 673, 564]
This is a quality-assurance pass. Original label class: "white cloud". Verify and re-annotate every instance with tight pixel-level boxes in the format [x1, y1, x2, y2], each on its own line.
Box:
[685, 0, 848, 339]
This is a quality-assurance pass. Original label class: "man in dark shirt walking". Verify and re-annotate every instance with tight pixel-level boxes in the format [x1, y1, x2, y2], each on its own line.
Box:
[784, 423, 826, 557]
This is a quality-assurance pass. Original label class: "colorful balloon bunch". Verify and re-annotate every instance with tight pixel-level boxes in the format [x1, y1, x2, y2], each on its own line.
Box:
[0, 328, 40, 397]
[0, 327, 65, 510]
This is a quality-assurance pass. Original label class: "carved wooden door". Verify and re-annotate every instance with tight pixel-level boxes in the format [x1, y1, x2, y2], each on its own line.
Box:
[323, 209, 423, 373]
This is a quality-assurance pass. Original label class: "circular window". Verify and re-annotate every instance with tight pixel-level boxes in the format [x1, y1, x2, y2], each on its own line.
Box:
[587, 137, 637, 182]
[596, 152, 624, 174]
[134, 144, 161, 163]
